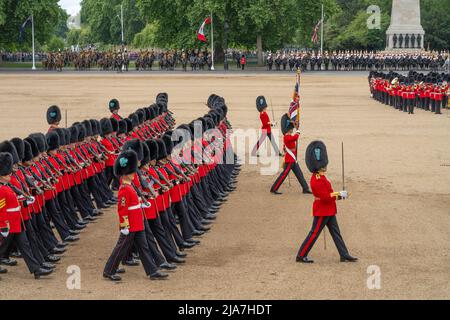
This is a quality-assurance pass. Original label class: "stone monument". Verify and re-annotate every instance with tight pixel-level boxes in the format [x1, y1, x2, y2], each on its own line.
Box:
[386, 0, 425, 50]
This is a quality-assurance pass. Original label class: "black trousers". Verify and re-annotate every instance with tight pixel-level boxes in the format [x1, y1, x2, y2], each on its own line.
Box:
[34, 210, 59, 249]
[148, 216, 178, 262]
[171, 201, 194, 241]
[103, 231, 159, 277]
[45, 199, 70, 240]
[143, 219, 166, 266]
[296, 215, 350, 258]
[251, 132, 280, 156]
[271, 162, 309, 192]
[0, 231, 41, 274]
[24, 219, 47, 264]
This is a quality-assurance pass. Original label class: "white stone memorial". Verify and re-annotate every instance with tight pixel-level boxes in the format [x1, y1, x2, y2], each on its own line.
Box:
[386, 0, 425, 50]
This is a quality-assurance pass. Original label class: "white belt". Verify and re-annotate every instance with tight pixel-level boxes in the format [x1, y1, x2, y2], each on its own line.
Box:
[128, 205, 141, 211]
[285, 148, 297, 162]
[6, 206, 21, 213]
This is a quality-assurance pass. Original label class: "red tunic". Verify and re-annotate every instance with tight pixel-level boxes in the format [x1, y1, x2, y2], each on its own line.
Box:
[284, 133, 299, 164]
[260, 111, 271, 134]
[311, 174, 338, 217]
[117, 184, 144, 232]
[0, 184, 23, 233]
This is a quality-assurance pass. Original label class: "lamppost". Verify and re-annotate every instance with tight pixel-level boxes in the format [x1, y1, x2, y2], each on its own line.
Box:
[224, 21, 229, 71]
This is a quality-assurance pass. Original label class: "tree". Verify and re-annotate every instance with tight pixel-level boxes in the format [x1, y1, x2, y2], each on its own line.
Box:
[421, 0, 450, 50]
[0, 0, 67, 51]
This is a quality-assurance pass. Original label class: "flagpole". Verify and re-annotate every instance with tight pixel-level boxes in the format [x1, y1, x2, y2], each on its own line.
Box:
[211, 12, 215, 71]
[31, 14, 36, 70]
[320, 4, 324, 55]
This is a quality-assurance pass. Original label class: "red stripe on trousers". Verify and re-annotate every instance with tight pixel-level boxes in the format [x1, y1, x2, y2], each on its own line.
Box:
[273, 163, 292, 191]
[300, 217, 324, 258]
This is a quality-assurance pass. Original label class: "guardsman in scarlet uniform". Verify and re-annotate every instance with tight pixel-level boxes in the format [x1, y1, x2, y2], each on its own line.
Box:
[0, 152, 54, 279]
[251, 96, 281, 157]
[109, 98, 123, 121]
[296, 141, 357, 264]
[46, 105, 62, 133]
[103, 150, 168, 282]
[270, 114, 311, 195]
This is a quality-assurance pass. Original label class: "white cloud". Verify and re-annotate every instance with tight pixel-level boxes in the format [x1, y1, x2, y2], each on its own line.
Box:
[59, 0, 81, 16]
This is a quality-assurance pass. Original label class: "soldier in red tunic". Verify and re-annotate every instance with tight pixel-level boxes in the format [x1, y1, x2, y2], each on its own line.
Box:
[103, 150, 168, 281]
[270, 114, 311, 195]
[251, 96, 281, 157]
[296, 141, 357, 264]
[109, 99, 123, 121]
[0, 152, 54, 279]
[46, 105, 62, 133]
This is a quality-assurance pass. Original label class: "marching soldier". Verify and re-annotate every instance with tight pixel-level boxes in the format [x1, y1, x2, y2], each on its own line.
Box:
[109, 99, 123, 121]
[251, 96, 282, 157]
[46, 105, 62, 132]
[296, 141, 357, 264]
[103, 150, 168, 281]
[270, 114, 311, 195]
[0, 152, 54, 279]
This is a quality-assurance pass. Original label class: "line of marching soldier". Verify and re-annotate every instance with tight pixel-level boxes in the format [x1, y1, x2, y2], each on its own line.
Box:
[102, 93, 240, 281]
[1, 92, 234, 281]
[370, 71, 449, 115]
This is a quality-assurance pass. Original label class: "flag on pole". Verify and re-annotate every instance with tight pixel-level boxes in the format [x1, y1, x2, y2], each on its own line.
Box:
[197, 16, 212, 42]
[289, 70, 301, 128]
[311, 18, 323, 44]
[19, 16, 32, 43]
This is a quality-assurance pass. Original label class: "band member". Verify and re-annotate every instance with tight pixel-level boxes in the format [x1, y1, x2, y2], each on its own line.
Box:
[0, 152, 54, 279]
[103, 150, 168, 282]
[296, 141, 357, 264]
[109, 99, 123, 121]
[251, 96, 281, 157]
[46, 105, 62, 132]
[270, 114, 311, 195]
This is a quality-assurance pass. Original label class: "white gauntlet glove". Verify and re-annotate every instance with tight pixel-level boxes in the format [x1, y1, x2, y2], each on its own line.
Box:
[339, 191, 349, 199]
[141, 202, 151, 209]
[120, 228, 130, 236]
[1, 222, 10, 238]
[26, 196, 36, 206]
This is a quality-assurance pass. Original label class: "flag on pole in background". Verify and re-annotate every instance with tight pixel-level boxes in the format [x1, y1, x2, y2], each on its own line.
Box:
[311, 18, 323, 44]
[197, 16, 211, 42]
[289, 70, 301, 128]
[19, 16, 32, 43]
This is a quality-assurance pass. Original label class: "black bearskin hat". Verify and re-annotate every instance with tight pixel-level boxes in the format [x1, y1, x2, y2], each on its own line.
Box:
[77, 124, 86, 142]
[123, 139, 144, 162]
[163, 133, 174, 155]
[69, 126, 79, 144]
[141, 142, 150, 166]
[109, 99, 120, 112]
[54, 128, 66, 146]
[90, 119, 99, 136]
[100, 118, 113, 136]
[46, 131, 60, 151]
[114, 150, 138, 177]
[82, 120, 92, 137]
[156, 139, 167, 160]
[63, 129, 71, 147]
[281, 113, 294, 135]
[136, 109, 145, 125]
[125, 118, 133, 133]
[23, 140, 34, 162]
[129, 113, 139, 129]
[47, 105, 62, 125]
[145, 139, 159, 162]
[29, 133, 47, 153]
[0, 141, 19, 164]
[118, 120, 127, 135]
[24, 137, 39, 158]
[305, 141, 329, 173]
[110, 118, 119, 132]
[10, 138, 25, 162]
[0, 153, 14, 176]
[256, 96, 268, 112]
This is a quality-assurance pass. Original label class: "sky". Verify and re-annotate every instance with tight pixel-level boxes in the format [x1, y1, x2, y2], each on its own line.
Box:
[59, 0, 81, 16]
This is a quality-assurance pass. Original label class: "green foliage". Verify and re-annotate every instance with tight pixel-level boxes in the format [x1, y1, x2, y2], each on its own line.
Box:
[81, 0, 144, 45]
[66, 27, 93, 47]
[0, 0, 67, 51]
[132, 22, 158, 48]
[46, 35, 65, 51]
[421, 0, 450, 50]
